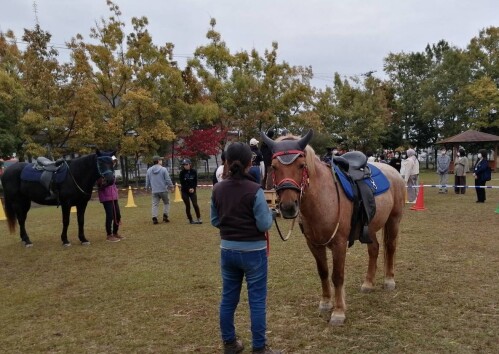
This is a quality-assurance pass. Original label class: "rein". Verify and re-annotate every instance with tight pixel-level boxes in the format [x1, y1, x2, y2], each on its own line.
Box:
[272, 151, 342, 246]
[65, 160, 91, 196]
[66, 156, 113, 196]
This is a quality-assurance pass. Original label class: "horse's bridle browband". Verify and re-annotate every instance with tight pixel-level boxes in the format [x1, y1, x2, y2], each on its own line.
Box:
[272, 150, 309, 194]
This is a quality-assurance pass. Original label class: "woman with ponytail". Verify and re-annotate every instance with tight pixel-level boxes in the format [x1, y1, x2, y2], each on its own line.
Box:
[211, 142, 280, 354]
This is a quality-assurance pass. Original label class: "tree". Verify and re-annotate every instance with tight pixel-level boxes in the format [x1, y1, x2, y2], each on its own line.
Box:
[0, 31, 25, 158]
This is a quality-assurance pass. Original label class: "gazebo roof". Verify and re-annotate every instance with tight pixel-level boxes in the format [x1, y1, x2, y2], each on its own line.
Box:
[436, 129, 499, 144]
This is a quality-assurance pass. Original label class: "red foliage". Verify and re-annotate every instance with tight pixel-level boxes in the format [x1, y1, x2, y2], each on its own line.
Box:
[175, 127, 227, 159]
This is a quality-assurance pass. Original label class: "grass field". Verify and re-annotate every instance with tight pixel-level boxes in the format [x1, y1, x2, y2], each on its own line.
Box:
[0, 171, 498, 353]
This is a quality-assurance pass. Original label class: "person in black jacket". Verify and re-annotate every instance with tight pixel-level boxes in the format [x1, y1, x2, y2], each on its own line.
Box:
[179, 159, 202, 224]
[473, 149, 490, 203]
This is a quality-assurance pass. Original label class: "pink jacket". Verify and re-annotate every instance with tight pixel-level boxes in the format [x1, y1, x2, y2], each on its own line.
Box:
[97, 178, 119, 202]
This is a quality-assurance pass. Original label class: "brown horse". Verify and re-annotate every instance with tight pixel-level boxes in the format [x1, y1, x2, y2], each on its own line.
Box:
[261, 130, 405, 325]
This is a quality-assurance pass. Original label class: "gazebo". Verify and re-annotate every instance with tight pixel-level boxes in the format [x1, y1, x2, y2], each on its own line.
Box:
[435, 129, 499, 172]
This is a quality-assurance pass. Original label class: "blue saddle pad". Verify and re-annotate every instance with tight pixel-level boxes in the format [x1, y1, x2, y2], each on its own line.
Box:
[21, 163, 68, 184]
[333, 164, 390, 201]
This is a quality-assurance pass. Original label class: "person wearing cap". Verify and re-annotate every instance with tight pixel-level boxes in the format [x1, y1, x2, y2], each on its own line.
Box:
[249, 138, 265, 183]
[145, 155, 174, 224]
[179, 159, 202, 224]
[97, 156, 123, 242]
[404, 148, 420, 203]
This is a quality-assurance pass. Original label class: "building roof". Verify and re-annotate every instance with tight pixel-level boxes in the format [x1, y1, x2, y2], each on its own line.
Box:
[436, 129, 499, 144]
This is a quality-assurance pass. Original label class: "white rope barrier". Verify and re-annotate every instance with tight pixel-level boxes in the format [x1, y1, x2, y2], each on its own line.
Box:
[409, 184, 499, 189]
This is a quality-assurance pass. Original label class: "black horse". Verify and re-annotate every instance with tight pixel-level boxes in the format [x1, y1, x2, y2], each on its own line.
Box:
[1, 150, 116, 247]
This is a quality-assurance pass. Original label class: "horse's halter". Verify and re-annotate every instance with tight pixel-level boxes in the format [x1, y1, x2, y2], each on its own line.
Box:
[97, 156, 115, 177]
[272, 149, 309, 196]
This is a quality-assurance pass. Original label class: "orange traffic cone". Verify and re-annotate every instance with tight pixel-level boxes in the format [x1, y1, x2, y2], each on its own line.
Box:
[410, 183, 426, 211]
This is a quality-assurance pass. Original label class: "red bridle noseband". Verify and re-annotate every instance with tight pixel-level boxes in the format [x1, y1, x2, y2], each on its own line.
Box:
[272, 150, 309, 194]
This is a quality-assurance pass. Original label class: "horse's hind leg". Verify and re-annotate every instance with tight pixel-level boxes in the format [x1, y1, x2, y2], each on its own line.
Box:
[307, 241, 333, 318]
[361, 231, 380, 293]
[15, 199, 32, 247]
[383, 218, 400, 291]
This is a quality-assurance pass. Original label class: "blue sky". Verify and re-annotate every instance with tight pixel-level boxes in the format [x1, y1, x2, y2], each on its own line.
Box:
[2, 0, 498, 89]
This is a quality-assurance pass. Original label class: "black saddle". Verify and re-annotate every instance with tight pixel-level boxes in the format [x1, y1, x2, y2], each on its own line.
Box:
[34, 157, 65, 200]
[333, 151, 376, 246]
[334, 151, 371, 180]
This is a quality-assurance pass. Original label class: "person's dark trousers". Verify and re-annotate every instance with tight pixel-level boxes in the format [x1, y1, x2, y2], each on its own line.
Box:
[475, 180, 486, 202]
[181, 191, 201, 221]
[455, 175, 466, 194]
[102, 200, 121, 235]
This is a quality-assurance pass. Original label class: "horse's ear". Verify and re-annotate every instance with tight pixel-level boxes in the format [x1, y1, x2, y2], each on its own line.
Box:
[260, 131, 276, 152]
[297, 130, 314, 150]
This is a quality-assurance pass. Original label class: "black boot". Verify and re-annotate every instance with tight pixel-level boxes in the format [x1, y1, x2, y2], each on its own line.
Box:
[163, 214, 170, 223]
[152, 217, 158, 225]
[359, 225, 373, 244]
[224, 338, 244, 354]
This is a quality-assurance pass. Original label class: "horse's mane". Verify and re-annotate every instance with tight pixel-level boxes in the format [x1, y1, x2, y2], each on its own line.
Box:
[275, 134, 319, 178]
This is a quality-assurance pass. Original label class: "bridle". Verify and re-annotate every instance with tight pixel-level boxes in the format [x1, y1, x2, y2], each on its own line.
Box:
[272, 150, 309, 194]
[270, 149, 309, 241]
[271, 149, 341, 246]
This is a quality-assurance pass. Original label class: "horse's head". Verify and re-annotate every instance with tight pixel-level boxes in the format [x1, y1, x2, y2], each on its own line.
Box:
[96, 149, 117, 186]
[260, 130, 314, 219]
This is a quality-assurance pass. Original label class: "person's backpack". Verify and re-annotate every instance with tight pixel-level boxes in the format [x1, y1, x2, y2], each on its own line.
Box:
[484, 166, 492, 181]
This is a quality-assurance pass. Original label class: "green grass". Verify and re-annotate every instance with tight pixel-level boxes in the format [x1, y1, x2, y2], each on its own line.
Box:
[1, 171, 498, 353]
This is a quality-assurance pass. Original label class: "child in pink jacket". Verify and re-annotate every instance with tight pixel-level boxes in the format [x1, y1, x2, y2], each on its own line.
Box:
[97, 156, 123, 242]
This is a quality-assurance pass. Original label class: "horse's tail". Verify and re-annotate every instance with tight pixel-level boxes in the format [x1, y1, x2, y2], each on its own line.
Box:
[2, 195, 17, 234]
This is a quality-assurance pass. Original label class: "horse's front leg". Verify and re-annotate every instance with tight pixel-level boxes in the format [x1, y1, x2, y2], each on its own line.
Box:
[60, 204, 71, 246]
[76, 202, 90, 245]
[361, 231, 380, 292]
[330, 240, 347, 325]
[306, 241, 333, 318]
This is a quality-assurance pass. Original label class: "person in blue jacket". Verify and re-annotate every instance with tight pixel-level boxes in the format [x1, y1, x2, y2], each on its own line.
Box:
[211, 142, 280, 354]
[473, 149, 490, 203]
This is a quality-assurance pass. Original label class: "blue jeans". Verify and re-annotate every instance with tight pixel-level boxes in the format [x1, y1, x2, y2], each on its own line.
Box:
[220, 248, 268, 350]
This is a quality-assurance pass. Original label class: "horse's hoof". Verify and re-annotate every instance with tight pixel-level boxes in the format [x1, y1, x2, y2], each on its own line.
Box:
[63, 243, 72, 248]
[361, 283, 375, 293]
[319, 301, 332, 320]
[81, 241, 90, 246]
[384, 279, 396, 291]
[24, 243, 33, 248]
[329, 313, 346, 326]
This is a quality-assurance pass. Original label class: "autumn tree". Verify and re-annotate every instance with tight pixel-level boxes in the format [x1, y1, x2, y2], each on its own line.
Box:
[0, 31, 25, 158]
